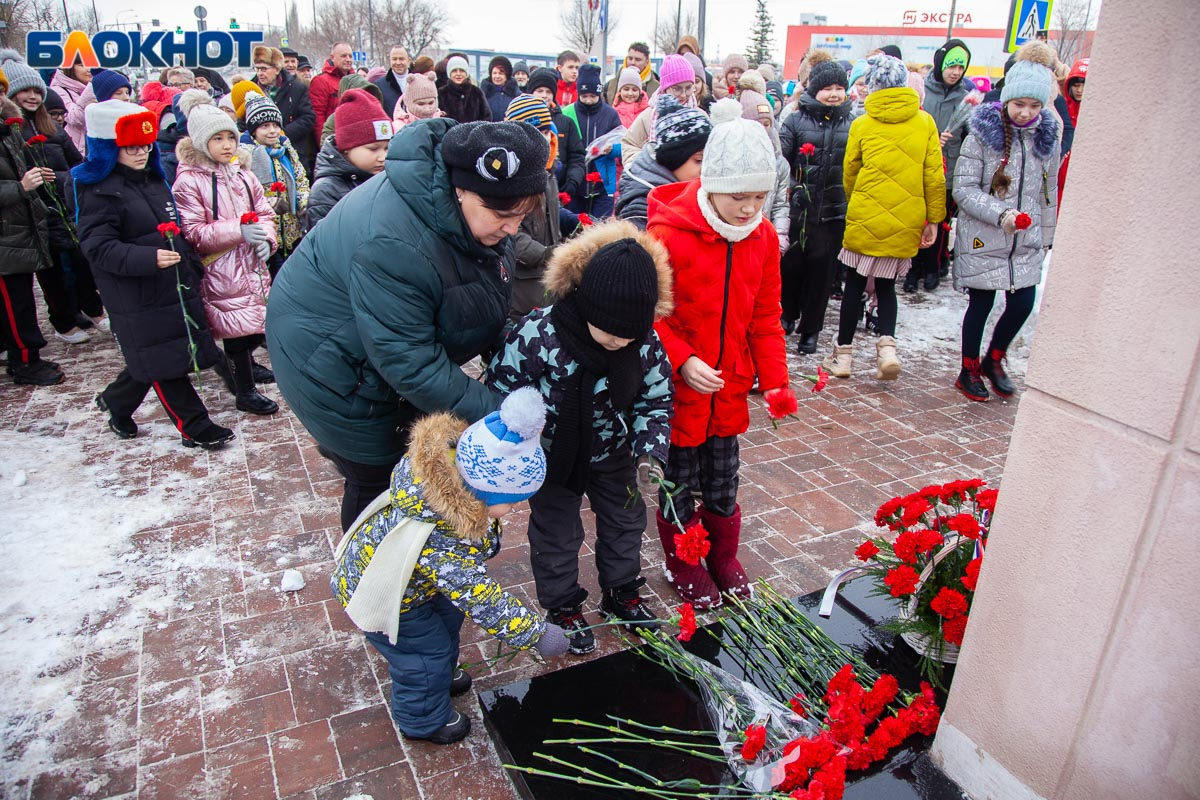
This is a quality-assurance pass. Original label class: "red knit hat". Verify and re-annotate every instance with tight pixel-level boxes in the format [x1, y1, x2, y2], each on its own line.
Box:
[334, 89, 394, 151]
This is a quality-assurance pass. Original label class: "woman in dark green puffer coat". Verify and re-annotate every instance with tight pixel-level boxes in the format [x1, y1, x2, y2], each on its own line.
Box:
[266, 117, 548, 530]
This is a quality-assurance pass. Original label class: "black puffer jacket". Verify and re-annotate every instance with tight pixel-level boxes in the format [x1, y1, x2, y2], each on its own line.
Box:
[615, 146, 678, 230]
[18, 114, 82, 252]
[305, 137, 375, 230]
[76, 163, 222, 381]
[779, 95, 853, 226]
[0, 101, 51, 275]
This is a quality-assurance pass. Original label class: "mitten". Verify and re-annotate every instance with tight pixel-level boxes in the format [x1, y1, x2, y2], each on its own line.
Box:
[271, 195, 290, 216]
[254, 241, 271, 261]
[999, 209, 1019, 235]
[534, 623, 571, 658]
[636, 456, 664, 500]
[241, 223, 268, 245]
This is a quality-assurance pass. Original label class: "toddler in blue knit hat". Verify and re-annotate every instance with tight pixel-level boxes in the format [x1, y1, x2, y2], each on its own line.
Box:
[330, 387, 570, 746]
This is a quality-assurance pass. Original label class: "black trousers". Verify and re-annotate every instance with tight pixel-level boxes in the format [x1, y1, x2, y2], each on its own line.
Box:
[911, 197, 956, 280]
[781, 219, 846, 335]
[37, 247, 103, 331]
[0, 273, 47, 365]
[323, 447, 398, 532]
[526, 453, 646, 610]
[101, 369, 213, 439]
[961, 286, 1037, 359]
[660, 434, 740, 522]
[837, 269, 897, 345]
[224, 333, 265, 392]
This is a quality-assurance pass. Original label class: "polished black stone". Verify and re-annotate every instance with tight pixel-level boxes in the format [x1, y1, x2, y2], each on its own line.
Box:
[479, 578, 966, 799]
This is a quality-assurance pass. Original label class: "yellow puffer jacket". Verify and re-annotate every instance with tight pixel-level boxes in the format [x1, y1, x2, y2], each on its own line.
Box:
[842, 88, 946, 259]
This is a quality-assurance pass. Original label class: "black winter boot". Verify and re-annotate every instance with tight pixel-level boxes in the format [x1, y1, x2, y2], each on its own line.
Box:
[981, 348, 1015, 397]
[903, 268, 920, 294]
[600, 578, 661, 634]
[923, 270, 940, 291]
[212, 355, 237, 393]
[183, 422, 236, 450]
[796, 332, 819, 354]
[955, 357, 989, 402]
[251, 358, 275, 384]
[230, 350, 279, 415]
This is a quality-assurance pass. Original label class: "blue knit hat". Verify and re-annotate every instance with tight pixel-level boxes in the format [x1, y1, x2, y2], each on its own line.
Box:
[847, 59, 869, 90]
[91, 69, 131, 102]
[1000, 61, 1052, 106]
[455, 388, 548, 505]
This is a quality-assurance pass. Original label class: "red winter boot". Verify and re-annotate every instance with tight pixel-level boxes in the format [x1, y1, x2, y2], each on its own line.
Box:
[656, 512, 721, 609]
[699, 505, 752, 600]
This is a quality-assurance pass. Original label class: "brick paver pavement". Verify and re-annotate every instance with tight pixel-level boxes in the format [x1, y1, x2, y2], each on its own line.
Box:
[0, 289, 1023, 799]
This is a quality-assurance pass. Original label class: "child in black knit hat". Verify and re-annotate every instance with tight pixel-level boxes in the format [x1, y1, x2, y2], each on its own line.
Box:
[486, 219, 676, 654]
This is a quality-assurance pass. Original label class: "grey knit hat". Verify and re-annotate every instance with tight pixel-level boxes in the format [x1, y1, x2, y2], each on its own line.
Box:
[0, 50, 47, 96]
[864, 54, 908, 94]
[186, 104, 239, 156]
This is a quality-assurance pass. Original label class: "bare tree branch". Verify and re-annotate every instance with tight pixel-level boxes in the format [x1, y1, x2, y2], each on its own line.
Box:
[558, 0, 617, 59]
[653, 9, 696, 58]
[1054, 0, 1094, 65]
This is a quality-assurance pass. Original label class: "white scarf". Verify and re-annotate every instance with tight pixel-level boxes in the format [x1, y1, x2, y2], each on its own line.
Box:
[697, 186, 761, 242]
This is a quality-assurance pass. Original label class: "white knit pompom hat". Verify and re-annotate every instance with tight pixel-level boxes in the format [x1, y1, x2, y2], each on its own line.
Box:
[455, 387, 548, 505]
[700, 98, 776, 194]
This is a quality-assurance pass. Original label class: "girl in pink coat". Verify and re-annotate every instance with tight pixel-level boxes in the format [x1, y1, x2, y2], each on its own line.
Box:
[172, 104, 280, 415]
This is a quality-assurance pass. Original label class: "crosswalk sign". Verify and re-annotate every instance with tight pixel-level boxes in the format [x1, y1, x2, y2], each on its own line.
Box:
[1005, 0, 1054, 52]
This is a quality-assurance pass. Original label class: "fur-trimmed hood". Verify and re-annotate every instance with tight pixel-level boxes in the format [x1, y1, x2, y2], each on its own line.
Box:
[542, 219, 674, 319]
[175, 136, 256, 171]
[0, 98, 22, 131]
[968, 101, 1059, 161]
[401, 411, 489, 540]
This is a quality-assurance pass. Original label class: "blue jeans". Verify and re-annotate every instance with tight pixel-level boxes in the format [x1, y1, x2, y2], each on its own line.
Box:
[364, 594, 465, 737]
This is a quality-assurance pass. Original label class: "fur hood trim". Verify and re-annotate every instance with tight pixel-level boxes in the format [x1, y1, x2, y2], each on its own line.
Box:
[542, 219, 674, 319]
[969, 102, 1059, 161]
[175, 137, 256, 171]
[407, 411, 489, 540]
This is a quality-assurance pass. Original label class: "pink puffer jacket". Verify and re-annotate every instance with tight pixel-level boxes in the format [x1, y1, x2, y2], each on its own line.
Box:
[173, 139, 277, 340]
[49, 70, 89, 155]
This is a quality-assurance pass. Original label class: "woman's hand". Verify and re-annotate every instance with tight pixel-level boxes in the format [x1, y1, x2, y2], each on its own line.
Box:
[681, 356, 725, 394]
[156, 249, 182, 268]
[939, 130, 955, 147]
[919, 222, 938, 248]
[40, 167, 56, 183]
[20, 168, 44, 191]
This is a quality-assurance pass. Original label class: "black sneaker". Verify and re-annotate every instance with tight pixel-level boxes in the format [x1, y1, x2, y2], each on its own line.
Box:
[600, 583, 661, 635]
[405, 711, 471, 745]
[547, 605, 596, 655]
[449, 668, 472, 697]
[251, 358, 275, 384]
[95, 394, 138, 439]
[235, 389, 279, 415]
[12, 360, 65, 386]
[183, 423, 236, 450]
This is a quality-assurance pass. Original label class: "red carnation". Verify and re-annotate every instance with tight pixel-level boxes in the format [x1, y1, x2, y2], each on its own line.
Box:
[1014, 212, 1032, 230]
[861, 673, 900, 721]
[854, 540, 879, 562]
[900, 496, 932, 527]
[916, 528, 943, 553]
[788, 692, 808, 717]
[946, 513, 981, 540]
[883, 565, 919, 597]
[812, 366, 829, 393]
[874, 496, 904, 527]
[156, 221, 181, 239]
[961, 557, 982, 592]
[590, 146, 599, 156]
[269, 181, 286, 193]
[4, 117, 23, 126]
[585, 171, 602, 182]
[674, 522, 710, 565]
[942, 614, 968, 646]
[764, 386, 799, 420]
[741, 723, 767, 761]
[930, 587, 968, 619]
[240, 212, 259, 224]
[976, 488, 998, 512]
[557, 191, 571, 205]
[892, 531, 920, 564]
[25, 134, 48, 145]
[800, 142, 816, 156]
[577, 213, 593, 227]
[675, 603, 697, 642]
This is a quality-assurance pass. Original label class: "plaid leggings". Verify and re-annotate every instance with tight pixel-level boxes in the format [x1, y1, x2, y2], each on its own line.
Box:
[659, 435, 740, 523]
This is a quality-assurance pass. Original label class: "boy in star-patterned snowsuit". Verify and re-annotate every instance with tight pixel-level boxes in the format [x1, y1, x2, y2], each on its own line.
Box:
[486, 220, 674, 654]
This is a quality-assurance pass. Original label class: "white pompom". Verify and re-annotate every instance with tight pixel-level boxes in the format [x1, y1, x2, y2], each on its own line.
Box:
[499, 387, 547, 440]
[177, 88, 215, 118]
[709, 98, 744, 127]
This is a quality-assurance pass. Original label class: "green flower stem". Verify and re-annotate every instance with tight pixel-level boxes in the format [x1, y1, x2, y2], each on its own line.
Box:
[166, 237, 204, 387]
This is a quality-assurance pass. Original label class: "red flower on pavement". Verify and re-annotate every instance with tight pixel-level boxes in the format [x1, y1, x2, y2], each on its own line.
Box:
[861, 673, 900, 721]
[269, 181, 287, 193]
[585, 170, 602, 182]
[741, 723, 767, 761]
[961, 557, 982, 591]
[789, 692, 808, 716]
[675, 603, 697, 642]
[930, 587, 968, 619]
[674, 522, 710, 565]
[854, 540, 879, 562]
[976, 488, 998, 512]
[942, 614, 968, 645]
[25, 134, 48, 145]
[799, 142, 816, 156]
[156, 221, 181, 239]
[1014, 212, 1032, 230]
[812, 366, 829, 392]
[764, 386, 799, 419]
[240, 211, 259, 224]
[883, 565, 919, 597]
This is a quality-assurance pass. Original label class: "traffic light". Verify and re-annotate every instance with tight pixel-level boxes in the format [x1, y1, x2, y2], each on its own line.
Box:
[229, 17, 239, 29]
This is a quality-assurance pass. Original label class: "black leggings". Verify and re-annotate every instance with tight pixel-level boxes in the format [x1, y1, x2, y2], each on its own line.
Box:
[961, 286, 1036, 359]
[837, 269, 896, 345]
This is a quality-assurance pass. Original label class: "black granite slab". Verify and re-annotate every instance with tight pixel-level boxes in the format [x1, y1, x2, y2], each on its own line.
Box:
[479, 578, 966, 799]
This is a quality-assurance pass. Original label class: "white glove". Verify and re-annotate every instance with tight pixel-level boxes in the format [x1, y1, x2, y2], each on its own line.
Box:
[254, 241, 271, 261]
[241, 223, 268, 245]
[636, 456, 664, 500]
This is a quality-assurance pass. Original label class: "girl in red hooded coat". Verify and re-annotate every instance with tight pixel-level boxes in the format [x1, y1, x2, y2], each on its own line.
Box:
[647, 98, 790, 608]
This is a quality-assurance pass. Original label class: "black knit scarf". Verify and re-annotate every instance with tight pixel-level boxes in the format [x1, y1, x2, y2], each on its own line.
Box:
[547, 293, 643, 493]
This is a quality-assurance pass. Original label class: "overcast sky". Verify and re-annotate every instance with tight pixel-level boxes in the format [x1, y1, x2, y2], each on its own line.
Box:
[84, 0, 1028, 62]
